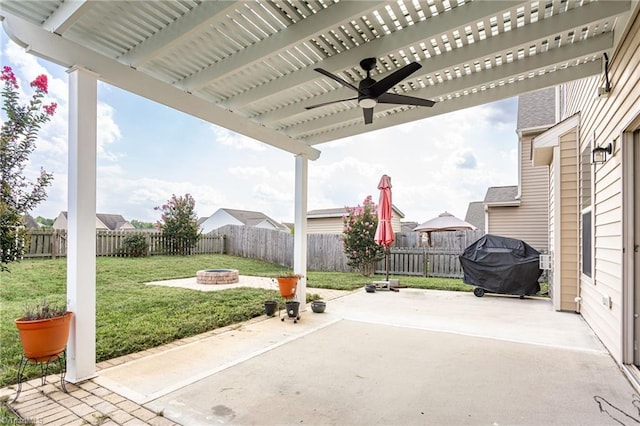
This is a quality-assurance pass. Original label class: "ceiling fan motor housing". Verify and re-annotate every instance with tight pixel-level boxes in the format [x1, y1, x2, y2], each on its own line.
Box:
[358, 77, 378, 108]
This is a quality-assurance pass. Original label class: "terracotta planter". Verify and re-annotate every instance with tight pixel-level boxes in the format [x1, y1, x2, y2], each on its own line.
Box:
[276, 276, 299, 298]
[15, 312, 73, 361]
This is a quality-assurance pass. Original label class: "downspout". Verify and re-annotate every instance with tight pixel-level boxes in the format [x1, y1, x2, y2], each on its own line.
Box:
[516, 130, 523, 200]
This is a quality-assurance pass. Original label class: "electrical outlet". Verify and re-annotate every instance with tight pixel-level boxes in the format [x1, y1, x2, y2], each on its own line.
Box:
[602, 295, 612, 309]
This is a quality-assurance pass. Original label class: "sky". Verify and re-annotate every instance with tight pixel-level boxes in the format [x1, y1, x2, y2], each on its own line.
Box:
[1, 32, 519, 226]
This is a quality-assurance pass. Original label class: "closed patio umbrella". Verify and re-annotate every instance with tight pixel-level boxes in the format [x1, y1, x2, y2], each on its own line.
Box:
[374, 174, 394, 281]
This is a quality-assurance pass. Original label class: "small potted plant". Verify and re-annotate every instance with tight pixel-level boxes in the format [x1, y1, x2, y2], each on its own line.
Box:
[263, 300, 278, 317]
[310, 300, 326, 313]
[14, 300, 73, 361]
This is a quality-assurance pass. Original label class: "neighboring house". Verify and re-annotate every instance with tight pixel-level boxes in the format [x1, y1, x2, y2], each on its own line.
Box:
[400, 221, 418, 233]
[307, 206, 404, 234]
[200, 208, 288, 233]
[527, 8, 640, 382]
[21, 214, 40, 229]
[466, 88, 554, 252]
[52, 212, 135, 231]
[464, 201, 485, 231]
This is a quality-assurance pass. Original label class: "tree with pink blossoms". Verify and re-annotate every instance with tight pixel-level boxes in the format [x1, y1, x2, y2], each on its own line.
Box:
[342, 195, 385, 276]
[1, 66, 57, 271]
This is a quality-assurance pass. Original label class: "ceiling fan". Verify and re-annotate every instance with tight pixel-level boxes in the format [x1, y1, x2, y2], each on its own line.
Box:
[306, 57, 435, 125]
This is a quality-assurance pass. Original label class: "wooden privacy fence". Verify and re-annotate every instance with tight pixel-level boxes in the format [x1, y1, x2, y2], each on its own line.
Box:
[216, 225, 481, 278]
[374, 248, 466, 278]
[22, 229, 224, 258]
[22, 225, 481, 278]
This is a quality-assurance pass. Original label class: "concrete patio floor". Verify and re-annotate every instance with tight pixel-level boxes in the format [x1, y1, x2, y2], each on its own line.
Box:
[3, 285, 640, 425]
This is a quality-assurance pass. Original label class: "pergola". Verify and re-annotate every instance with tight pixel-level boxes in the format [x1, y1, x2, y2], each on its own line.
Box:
[1, 0, 633, 383]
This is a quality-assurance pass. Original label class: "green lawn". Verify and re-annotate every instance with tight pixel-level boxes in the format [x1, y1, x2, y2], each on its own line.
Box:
[0, 254, 469, 388]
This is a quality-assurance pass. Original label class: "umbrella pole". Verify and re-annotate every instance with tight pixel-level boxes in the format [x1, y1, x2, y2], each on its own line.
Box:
[385, 246, 390, 281]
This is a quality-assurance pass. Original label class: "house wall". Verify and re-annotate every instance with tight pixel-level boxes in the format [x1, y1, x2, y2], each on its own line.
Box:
[52, 213, 67, 230]
[307, 214, 402, 235]
[52, 213, 108, 230]
[559, 11, 640, 363]
[558, 131, 579, 311]
[255, 220, 278, 230]
[487, 134, 549, 252]
[200, 210, 242, 233]
[307, 217, 343, 234]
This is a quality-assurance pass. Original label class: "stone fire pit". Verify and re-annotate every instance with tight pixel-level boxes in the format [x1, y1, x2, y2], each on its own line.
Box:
[196, 269, 239, 285]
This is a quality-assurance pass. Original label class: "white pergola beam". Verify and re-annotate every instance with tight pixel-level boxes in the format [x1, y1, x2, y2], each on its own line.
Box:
[300, 59, 602, 145]
[180, 1, 381, 91]
[120, 1, 239, 67]
[2, 14, 321, 160]
[224, 0, 518, 110]
[42, 0, 96, 35]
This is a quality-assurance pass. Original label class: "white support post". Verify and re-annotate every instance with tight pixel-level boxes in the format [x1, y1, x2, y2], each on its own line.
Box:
[66, 66, 98, 382]
[293, 154, 308, 310]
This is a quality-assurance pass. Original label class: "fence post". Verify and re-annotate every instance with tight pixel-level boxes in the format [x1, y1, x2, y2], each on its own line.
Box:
[51, 230, 57, 260]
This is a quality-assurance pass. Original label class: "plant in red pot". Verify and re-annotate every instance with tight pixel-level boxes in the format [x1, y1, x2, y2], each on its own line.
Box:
[274, 273, 301, 299]
[15, 300, 73, 362]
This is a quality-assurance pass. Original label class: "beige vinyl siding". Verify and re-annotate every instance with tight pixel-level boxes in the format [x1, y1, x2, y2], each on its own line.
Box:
[487, 135, 549, 251]
[559, 13, 640, 362]
[558, 132, 579, 311]
[307, 214, 402, 235]
[307, 217, 344, 234]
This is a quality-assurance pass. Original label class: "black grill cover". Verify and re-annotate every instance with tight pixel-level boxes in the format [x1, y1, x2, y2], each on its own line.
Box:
[459, 234, 542, 295]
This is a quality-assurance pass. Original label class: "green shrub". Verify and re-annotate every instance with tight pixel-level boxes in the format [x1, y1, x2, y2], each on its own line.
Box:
[123, 234, 149, 257]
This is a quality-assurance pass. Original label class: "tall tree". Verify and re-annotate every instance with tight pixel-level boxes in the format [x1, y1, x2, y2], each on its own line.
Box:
[130, 219, 154, 229]
[1, 66, 56, 271]
[154, 194, 201, 255]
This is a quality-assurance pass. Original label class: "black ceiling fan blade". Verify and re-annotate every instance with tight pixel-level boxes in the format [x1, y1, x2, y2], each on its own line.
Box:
[363, 107, 374, 125]
[314, 68, 360, 92]
[305, 97, 358, 110]
[370, 62, 422, 97]
[378, 92, 435, 107]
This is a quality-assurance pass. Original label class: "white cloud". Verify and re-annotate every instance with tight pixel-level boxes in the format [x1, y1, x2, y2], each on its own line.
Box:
[454, 151, 478, 169]
[228, 166, 270, 179]
[97, 102, 121, 161]
[211, 125, 266, 151]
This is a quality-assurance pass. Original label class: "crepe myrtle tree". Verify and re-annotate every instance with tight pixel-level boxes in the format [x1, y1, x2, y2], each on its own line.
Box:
[154, 193, 201, 256]
[342, 195, 385, 277]
[1, 66, 56, 272]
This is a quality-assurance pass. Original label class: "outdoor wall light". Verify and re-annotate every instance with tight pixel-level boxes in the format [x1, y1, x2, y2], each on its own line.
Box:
[592, 142, 613, 164]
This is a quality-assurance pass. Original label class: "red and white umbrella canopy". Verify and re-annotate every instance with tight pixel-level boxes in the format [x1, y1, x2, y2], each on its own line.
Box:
[374, 174, 395, 247]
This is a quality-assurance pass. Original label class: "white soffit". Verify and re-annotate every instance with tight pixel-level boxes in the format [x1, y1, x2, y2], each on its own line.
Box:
[532, 112, 581, 166]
